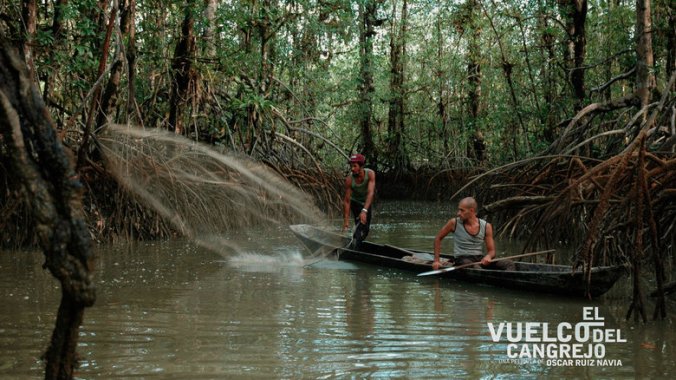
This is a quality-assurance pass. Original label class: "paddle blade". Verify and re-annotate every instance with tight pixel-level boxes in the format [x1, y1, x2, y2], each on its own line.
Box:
[417, 267, 455, 277]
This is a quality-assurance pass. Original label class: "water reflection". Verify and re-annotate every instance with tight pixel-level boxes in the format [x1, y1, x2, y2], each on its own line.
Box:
[0, 201, 673, 378]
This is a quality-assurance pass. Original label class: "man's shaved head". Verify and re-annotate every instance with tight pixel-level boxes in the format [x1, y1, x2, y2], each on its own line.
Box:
[459, 197, 478, 212]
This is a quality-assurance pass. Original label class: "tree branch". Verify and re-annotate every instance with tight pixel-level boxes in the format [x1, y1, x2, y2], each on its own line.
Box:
[590, 67, 636, 94]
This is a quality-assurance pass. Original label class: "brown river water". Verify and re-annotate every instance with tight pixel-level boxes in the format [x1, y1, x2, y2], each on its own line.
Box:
[1, 201, 673, 379]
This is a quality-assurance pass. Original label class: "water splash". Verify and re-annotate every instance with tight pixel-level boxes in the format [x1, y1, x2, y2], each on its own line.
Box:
[228, 251, 305, 268]
[97, 125, 325, 256]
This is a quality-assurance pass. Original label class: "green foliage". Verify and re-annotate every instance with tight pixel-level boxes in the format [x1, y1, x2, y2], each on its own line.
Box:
[3, 0, 669, 170]
[35, 30, 54, 46]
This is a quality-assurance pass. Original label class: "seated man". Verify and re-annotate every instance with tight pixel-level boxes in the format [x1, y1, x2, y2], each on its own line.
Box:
[433, 197, 515, 271]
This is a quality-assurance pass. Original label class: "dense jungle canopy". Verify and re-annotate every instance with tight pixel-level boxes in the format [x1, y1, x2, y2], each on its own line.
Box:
[1, 0, 673, 255]
[0, 0, 674, 258]
[0, 0, 671, 167]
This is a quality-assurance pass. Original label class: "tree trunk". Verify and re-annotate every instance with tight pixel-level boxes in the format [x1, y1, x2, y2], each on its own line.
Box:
[0, 37, 96, 380]
[76, 3, 117, 168]
[96, 0, 136, 130]
[602, 0, 619, 101]
[540, 0, 558, 142]
[635, 0, 655, 108]
[125, 0, 137, 119]
[202, 0, 218, 57]
[387, 0, 410, 173]
[258, 0, 274, 98]
[168, 0, 197, 135]
[666, 6, 675, 87]
[42, 0, 68, 103]
[357, 0, 378, 163]
[20, 0, 37, 82]
[466, 0, 483, 162]
[558, 0, 588, 110]
[436, 16, 449, 156]
[298, 18, 320, 136]
[240, 3, 253, 54]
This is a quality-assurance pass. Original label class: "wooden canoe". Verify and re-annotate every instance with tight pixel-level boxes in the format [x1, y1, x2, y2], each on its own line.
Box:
[290, 224, 626, 298]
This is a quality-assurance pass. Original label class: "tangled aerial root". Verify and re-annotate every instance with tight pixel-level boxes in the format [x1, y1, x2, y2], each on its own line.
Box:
[462, 73, 675, 318]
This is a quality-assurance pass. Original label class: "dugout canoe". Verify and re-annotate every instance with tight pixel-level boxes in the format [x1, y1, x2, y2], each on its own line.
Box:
[290, 224, 626, 298]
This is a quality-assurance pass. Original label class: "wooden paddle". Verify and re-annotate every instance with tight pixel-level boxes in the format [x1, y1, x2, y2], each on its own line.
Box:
[417, 249, 556, 277]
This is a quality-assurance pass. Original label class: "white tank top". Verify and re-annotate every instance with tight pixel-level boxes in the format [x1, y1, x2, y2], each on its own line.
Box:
[453, 217, 487, 257]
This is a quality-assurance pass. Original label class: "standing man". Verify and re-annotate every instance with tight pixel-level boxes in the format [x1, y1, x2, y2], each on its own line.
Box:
[432, 197, 514, 271]
[342, 153, 376, 248]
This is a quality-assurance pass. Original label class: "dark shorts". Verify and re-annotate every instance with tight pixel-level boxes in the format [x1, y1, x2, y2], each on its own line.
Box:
[454, 255, 515, 271]
[349, 200, 372, 246]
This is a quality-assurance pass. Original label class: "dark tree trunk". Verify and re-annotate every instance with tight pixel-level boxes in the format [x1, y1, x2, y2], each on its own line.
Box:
[42, 0, 68, 103]
[667, 6, 675, 88]
[467, 20, 480, 121]
[96, 0, 136, 130]
[76, 4, 117, 168]
[387, 0, 410, 173]
[465, 0, 483, 162]
[240, 3, 253, 54]
[168, 0, 197, 135]
[251, 0, 278, 154]
[258, 0, 274, 98]
[602, 0, 620, 101]
[0, 36, 95, 380]
[357, 0, 379, 163]
[540, 0, 558, 142]
[436, 17, 449, 156]
[635, 0, 656, 108]
[20, 0, 37, 81]
[558, 0, 588, 110]
[296, 16, 320, 137]
[125, 0, 137, 119]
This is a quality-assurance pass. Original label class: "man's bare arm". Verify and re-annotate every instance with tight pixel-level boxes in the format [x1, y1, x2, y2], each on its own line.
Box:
[433, 218, 456, 269]
[481, 222, 496, 265]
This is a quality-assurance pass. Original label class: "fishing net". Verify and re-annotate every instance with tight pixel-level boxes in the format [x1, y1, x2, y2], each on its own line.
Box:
[98, 124, 325, 255]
